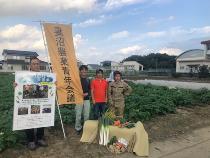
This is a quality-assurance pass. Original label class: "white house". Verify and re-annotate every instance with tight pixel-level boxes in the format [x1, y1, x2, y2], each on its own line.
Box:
[111, 61, 124, 71]
[123, 61, 144, 71]
[1, 49, 50, 72]
[111, 61, 143, 72]
[87, 64, 103, 71]
[176, 40, 210, 73]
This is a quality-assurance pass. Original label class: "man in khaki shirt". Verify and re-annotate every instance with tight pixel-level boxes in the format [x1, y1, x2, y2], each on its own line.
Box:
[108, 71, 132, 118]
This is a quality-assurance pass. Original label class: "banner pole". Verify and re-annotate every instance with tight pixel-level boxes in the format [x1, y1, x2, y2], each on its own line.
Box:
[39, 21, 67, 139]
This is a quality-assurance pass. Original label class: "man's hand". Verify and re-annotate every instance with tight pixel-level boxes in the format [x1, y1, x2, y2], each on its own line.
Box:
[83, 93, 88, 97]
[109, 100, 113, 106]
[92, 100, 96, 105]
[105, 98, 107, 103]
[13, 82, 17, 88]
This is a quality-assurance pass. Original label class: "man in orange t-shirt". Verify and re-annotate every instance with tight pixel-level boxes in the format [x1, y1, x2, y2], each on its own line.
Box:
[91, 69, 108, 119]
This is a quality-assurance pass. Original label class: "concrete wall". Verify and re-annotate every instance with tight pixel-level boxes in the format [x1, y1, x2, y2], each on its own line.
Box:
[111, 61, 143, 72]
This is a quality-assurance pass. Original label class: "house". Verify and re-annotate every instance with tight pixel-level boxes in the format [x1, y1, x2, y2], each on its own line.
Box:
[100, 60, 112, 67]
[176, 40, 210, 73]
[1, 49, 49, 72]
[111, 61, 144, 72]
[123, 61, 144, 71]
[87, 64, 103, 71]
[111, 61, 124, 71]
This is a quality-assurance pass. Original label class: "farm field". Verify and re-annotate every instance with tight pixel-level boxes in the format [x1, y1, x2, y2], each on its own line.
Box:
[1, 73, 210, 158]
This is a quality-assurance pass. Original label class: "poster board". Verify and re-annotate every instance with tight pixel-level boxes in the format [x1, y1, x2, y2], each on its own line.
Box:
[13, 71, 56, 131]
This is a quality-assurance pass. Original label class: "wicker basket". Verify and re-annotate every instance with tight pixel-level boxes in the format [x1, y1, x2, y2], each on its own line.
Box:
[106, 144, 127, 154]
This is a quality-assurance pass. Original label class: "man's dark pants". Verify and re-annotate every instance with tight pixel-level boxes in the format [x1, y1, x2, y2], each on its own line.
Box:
[93, 102, 106, 120]
[25, 128, 44, 142]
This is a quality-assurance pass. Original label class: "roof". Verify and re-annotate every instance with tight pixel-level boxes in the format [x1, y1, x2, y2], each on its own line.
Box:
[2, 49, 38, 57]
[176, 49, 204, 60]
[201, 40, 210, 45]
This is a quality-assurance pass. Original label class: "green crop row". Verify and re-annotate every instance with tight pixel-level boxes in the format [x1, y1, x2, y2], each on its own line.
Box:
[1, 73, 210, 151]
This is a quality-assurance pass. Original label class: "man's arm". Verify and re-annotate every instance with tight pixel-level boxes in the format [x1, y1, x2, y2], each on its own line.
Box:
[90, 80, 95, 104]
[88, 78, 91, 97]
[105, 81, 108, 103]
[108, 83, 113, 106]
[123, 82, 132, 96]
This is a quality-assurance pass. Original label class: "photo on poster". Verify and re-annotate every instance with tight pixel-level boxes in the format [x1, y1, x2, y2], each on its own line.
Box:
[23, 84, 48, 99]
[31, 105, 40, 114]
[18, 107, 28, 115]
[42, 104, 52, 113]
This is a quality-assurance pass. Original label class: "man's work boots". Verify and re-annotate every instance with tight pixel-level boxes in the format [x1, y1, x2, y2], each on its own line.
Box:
[37, 139, 48, 147]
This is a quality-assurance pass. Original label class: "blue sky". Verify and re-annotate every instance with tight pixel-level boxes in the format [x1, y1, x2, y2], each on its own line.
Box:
[0, 0, 210, 64]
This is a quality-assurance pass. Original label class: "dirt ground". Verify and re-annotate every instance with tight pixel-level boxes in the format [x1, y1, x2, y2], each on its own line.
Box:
[150, 126, 210, 158]
[1, 105, 210, 158]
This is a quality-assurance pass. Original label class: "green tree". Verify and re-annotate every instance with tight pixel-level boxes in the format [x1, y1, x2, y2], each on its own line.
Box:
[123, 53, 176, 70]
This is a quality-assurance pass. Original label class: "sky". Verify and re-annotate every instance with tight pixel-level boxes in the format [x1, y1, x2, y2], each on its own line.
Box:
[0, 0, 210, 64]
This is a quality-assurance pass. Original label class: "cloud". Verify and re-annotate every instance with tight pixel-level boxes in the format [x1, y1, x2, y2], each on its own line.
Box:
[168, 15, 175, 21]
[146, 16, 175, 26]
[0, 24, 41, 41]
[73, 34, 87, 49]
[146, 17, 159, 26]
[109, 30, 129, 39]
[159, 47, 182, 55]
[75, 18, 103, 27]
[0, 24, 44, 54]
[0, 24, 86, 61]
[119, 45, 146, 54]
[140, 25, 210, 40]
[77, 49, 107, 64]
[152, 0, 173, 5]
[89, 47, 97, 51]
[74, 15, 110, 27]
[146, 31, 166, 38]
[166, 26, 210, 37]
[166, 36, 210, 51]
[190, 26, 210, 34]
[105, 0, 146, 9]
[0, 0, 97, 16]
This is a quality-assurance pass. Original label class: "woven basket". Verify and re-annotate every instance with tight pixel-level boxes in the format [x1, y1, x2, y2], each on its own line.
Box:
[106, 144, 127, 154]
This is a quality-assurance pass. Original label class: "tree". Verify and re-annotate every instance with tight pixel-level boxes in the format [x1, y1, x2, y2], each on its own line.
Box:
[123, 53, 176, 70]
